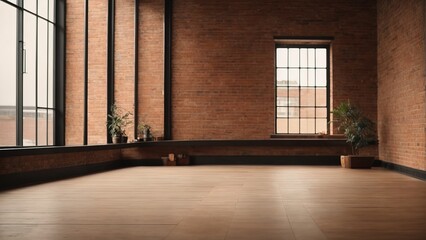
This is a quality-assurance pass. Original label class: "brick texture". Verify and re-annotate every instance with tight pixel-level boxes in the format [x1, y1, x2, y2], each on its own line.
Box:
[138, 0, 165, 140]
[65, 0, 378, 157]
[65, 0, 85, 145]
[172, 0, 377, 140]
[114, 0, 136, 140]
[87, 0, 108, 144]
[377, 0, 426, 170]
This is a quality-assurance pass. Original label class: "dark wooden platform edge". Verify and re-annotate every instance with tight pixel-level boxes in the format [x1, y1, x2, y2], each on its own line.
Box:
[0, 161, 123, 191]
[122, 155, 343, 166]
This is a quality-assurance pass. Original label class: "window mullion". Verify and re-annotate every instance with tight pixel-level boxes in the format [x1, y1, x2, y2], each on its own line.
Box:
[16, 0, 24, 146]
[286, 49, 289, 134]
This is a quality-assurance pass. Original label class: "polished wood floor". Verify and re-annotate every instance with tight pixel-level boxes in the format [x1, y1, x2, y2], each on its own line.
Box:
[1, 166, 425, 240]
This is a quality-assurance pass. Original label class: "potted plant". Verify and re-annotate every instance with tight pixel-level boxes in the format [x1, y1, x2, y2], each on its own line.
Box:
[137, 122, 152, 141]
[107, 104, 132, 143]
[331, 100, 377, 168]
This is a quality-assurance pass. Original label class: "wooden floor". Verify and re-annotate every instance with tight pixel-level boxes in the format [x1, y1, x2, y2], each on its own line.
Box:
[0, 166, 425, 240]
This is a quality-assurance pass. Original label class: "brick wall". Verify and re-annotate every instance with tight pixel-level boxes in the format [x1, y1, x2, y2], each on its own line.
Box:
[65, 0, 85, 145]
[377, 0, 426, 170]
[115, 0, 136, 139]
[66, 0, 165, 143]
[138, 0, 165, 139]
[66, 0, 378, 157]
[88, 0, 108, 144]
[172, 0, 377, 140]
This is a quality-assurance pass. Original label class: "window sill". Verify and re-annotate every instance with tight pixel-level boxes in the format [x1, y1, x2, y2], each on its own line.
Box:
[270, 134, 345, 139]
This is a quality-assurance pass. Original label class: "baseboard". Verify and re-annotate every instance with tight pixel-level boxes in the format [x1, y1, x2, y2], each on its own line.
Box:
[0, 161, 122, 191]
[379, 160, 426, 180]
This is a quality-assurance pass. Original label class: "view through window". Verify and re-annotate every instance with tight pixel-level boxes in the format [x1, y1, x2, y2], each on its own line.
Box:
[275, 45, 329, 134]
[0, 0, 55, 146]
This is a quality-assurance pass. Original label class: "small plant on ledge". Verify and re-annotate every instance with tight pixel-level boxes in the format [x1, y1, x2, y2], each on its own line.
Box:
[137, 122, 152, 141]
[330, 100, 377, 168]
[107, 104, 132, 143]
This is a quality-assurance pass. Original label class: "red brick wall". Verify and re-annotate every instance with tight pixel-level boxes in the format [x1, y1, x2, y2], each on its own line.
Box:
[172, 0, 377, 140]
[66, 0, 108, 145]
[88, 0, 108, 144]
[115, 0, 136, 139]
[65, 0, 85, 145]
[66, 0, 378, 155]
[138, 0, 165, 140]
[377, 0, 426, 170]
[66, 0, 165, 143]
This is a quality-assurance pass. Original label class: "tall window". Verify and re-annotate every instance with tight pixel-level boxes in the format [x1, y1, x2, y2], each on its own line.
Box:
[275, 45, 329, 134]
[0, 0, 55, 146]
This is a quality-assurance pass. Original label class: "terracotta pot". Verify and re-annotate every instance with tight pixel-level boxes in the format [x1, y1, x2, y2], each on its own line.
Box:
[340, 155, 375, 169]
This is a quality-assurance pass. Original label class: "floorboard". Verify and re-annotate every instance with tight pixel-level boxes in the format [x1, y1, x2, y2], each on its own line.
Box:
[0, 166, 425, 239]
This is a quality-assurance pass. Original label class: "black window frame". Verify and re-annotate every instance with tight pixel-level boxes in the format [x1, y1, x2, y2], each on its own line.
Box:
[274, 43, 331, 135]
[0, 0, 64, 147]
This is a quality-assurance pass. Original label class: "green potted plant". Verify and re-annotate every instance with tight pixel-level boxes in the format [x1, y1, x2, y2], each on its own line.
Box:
[330, 100, 377, 168]
[107, 104, 132, 143]
[137, 122, 152, 142]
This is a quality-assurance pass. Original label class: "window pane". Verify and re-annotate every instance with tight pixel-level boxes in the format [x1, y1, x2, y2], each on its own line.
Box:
[288, 97, 298, 107]
[316, 108, 328, 118]
[289, 119, 299, 134]
[300, 69, 308, 86]
[288, 89, 299, 104]
[316, 88, 327, 106]
[48, 23, 54, 108]
[316, 48, 327, 68]
[276, 119, 288, 133]
[24, 0, 37, 13]
[49, 0, 55, 22]
[300, 48, 307, 67]
[23, 107, 36, 146]
[276, 48, 287, 67]
[288, 107, 299, 118]
[24, 12, 37, 107]
[300, 119, 315, 133]
[0, 1, 17, 146]
[289, 69, 299, 86]
[308, 69, 315, 86]
[38, 0, 48, 19]
[316, 119, 328, 134]
[277, 107, 288, 117]
[307, 49, 315, 67]
[38, 20, 48, 107]
[276, 69, 288, 86]
[37, 109, 47, 145]
[300, 88, 315, 106]
[316, 69, 327, 86]
[289, 48, 299, 68]
[277, 88, 288, 102]
[300, 108, 315, 118]
[48, 109, 54, 145]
